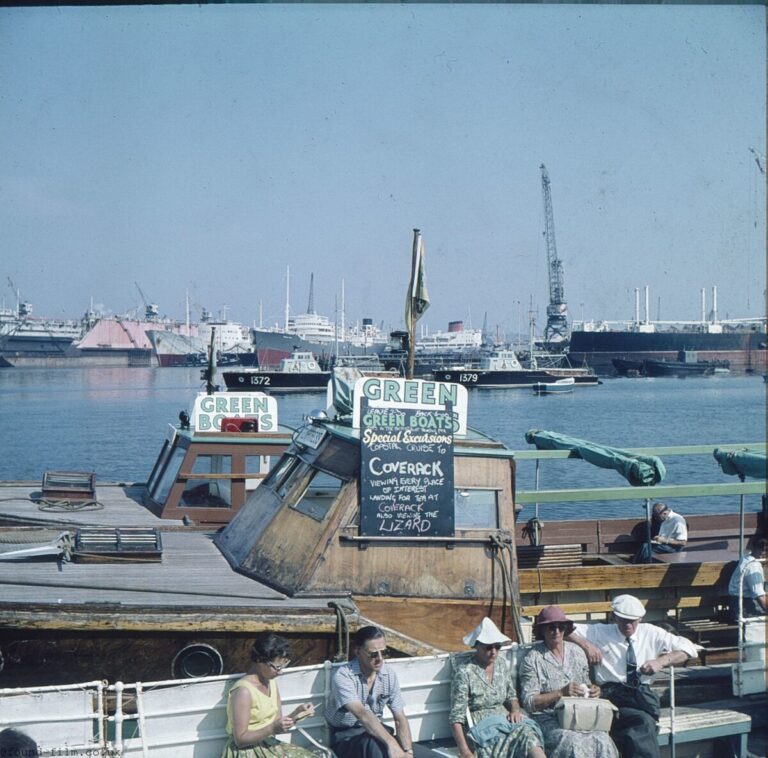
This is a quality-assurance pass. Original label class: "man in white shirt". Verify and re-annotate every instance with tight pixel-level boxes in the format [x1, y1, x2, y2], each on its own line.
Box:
[633, 503, 687, 563]
[727, 536, 767, 622]
[567, 594, 698, 758]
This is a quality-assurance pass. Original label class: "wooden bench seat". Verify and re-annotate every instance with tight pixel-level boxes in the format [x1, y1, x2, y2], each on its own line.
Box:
[516, 543, 583, 569]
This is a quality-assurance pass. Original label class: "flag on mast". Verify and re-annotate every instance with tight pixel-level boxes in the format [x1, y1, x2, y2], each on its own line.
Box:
[405, 228, 430, 327]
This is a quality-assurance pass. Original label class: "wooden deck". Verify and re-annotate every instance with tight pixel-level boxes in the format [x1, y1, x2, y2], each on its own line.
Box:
[0, 482, 182, 528]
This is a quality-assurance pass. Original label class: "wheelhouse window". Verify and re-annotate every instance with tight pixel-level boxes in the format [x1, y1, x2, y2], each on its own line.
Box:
[290, 468, 344, 522]
[181, 454, 233, 508]
[148, 444, 187, 506]
[455, 488, 498, 528]
[245, 454, 275, 491]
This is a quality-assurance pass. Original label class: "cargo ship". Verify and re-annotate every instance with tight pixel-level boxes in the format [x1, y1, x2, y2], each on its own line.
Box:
[567, 287, 766, 375]
[0, 297, 86, 368]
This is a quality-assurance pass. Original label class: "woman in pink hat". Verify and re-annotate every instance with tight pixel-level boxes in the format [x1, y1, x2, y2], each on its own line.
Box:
[448, 617, 545, 758]
[519, 606, 618, 758]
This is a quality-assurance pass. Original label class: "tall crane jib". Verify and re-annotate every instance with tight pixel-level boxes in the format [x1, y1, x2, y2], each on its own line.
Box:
[539, 164, 569, 348]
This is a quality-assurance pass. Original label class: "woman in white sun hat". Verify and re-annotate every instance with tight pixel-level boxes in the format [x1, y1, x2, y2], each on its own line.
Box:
[448, 617, 545, 758]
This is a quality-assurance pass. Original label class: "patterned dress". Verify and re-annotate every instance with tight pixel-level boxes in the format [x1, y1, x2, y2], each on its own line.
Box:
[449, 655, 544, 758]
[221, 678, 321, 758]
[519, 642, 619, 758]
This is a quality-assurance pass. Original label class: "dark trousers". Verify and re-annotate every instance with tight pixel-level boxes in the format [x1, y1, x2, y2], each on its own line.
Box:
[632, 542, 682, 564]
[331, 725, 437, 758]
[603, 683, 660, 758]
[611, 707, 660, 758]
[728, 596, 767, 622]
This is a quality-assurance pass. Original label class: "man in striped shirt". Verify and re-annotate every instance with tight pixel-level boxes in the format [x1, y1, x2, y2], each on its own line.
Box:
[325, 625, 435, 758]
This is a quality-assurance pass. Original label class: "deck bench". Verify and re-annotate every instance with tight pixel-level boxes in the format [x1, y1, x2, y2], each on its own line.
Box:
[419, 706, 752, 758]
[516, 543, 583, 569]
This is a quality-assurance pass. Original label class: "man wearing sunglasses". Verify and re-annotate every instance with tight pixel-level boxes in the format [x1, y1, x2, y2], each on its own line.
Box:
[567, 594, 698, 758]
[326, 625, 436, 758]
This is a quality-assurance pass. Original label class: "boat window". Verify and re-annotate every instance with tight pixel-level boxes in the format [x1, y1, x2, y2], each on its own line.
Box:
[455, 489, 497, 528]
[245, 454, 275, 491]
[290, 468, 344, 523]
[180, 455, 233, 509]
[149, 445, 187, 505]
[264, 455, 301, 494]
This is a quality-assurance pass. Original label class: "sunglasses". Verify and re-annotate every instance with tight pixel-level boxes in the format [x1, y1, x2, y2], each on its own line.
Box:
[543, 623, 569, 632]
[480, 643, 503, 650]
[267, 660, 289, 672]
[366, 648, 388, 660]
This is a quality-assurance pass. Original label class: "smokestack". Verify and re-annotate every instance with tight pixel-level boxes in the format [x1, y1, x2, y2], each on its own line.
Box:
[712, 286, 718, 323]
[644, 286, 650, 324]
[701, 288, 706, 323]
[635, 288, 640, 325]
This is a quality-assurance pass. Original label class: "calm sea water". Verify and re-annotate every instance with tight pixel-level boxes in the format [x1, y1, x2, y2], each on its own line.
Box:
[0, 368, 764, 520]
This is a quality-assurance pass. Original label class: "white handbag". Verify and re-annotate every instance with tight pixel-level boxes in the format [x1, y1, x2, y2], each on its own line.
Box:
[555, 697, 617, 732]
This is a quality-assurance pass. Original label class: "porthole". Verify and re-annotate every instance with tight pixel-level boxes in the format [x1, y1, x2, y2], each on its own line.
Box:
[172, 643, 224, 679]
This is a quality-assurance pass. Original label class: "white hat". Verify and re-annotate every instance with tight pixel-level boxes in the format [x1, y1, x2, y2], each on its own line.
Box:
[611, 595, 646, 620]
[462, 617, 511, 647]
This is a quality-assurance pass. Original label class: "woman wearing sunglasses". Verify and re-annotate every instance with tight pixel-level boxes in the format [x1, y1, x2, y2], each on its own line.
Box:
[222, 632, 318, 757]
[449, 617, 545, 758]
[519, 606, 618, 758]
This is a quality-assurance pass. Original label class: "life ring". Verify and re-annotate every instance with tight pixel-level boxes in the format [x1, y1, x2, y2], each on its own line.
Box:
[171, 643, 224, 679]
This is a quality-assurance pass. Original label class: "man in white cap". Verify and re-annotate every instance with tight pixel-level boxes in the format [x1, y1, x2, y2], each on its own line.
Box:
[567, 594, 698, 758]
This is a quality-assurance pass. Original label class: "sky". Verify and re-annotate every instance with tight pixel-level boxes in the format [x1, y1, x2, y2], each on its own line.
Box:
[0, 4, 765, 340]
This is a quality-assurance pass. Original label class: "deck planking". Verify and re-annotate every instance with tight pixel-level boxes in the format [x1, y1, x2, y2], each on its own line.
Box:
[0, 482, 183, 528]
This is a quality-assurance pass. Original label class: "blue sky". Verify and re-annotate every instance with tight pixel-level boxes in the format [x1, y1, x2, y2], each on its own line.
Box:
[0, 4, 764, 339]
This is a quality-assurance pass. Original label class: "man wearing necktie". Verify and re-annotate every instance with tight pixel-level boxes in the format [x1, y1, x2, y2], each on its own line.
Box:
[567, 595, 698, 758]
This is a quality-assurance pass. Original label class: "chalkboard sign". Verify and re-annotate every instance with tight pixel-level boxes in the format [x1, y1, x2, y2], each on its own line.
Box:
[360, 402, 455, 537]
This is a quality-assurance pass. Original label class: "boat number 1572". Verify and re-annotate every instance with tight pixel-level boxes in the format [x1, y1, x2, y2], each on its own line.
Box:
[248, 376, 271, 386]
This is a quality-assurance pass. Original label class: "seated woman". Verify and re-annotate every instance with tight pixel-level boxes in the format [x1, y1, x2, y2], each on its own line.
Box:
[449, 617, 545, 758]
[519, 606, 618, 758]
[222, 632, 319, 757]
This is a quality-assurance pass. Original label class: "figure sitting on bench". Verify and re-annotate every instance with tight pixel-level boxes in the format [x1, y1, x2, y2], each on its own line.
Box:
[633, 502, 687, 563]
[567, 594, 698, 758]
[325, 625, 435, 758]
[727, 536, 767, 622]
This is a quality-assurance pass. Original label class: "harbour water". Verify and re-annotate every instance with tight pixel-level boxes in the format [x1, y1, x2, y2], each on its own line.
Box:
[0, 368, 764, 521]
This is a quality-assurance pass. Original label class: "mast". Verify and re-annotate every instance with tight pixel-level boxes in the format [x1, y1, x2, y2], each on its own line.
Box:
[284, 266, 290, 332]
[539, 164, 569, 347]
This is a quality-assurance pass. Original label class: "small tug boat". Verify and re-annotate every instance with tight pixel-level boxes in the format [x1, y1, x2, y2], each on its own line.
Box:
[435, 349, 599, 389]
[222, 350, 331, 393]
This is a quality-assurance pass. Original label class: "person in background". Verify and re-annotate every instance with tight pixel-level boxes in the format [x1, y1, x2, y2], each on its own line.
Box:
[519, 606, 618, 758]
[0, 728, 39, 757]
[221, 632, 318, 757]
[727, 536, 767, 622]
[449, 617, 545, 758]
[325, 625, 435, 758]
[566, 594, 698, 758]
[633, 503, 687, 563]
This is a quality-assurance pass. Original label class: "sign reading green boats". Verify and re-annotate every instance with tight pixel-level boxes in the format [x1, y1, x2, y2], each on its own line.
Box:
[352, 376, 468, 435]
[360, 400, 455, 538]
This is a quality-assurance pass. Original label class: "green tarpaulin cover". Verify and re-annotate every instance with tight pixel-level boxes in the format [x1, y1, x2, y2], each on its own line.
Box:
[713, 448, 767, 481]
[525, 429, 666, 487]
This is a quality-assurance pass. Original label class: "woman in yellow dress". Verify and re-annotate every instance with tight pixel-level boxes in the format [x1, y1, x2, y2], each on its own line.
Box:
[222, 633, 320, 757]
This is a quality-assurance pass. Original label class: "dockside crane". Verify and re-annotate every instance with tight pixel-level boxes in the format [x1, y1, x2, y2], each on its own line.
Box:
[134, 282, 160, 321]
[539, 164, 569, 347]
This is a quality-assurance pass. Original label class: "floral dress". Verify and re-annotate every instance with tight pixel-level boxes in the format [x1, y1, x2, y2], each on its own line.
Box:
[519, 642, 619, 758]
[449, 655, 544, 758]
[221, 678, 321, 758]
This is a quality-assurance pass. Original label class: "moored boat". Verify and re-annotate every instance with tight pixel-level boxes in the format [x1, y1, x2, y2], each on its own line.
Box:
[532, 376, 575, 394]
[222, 350, 331, 393]
[435, 349, 599, 388]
